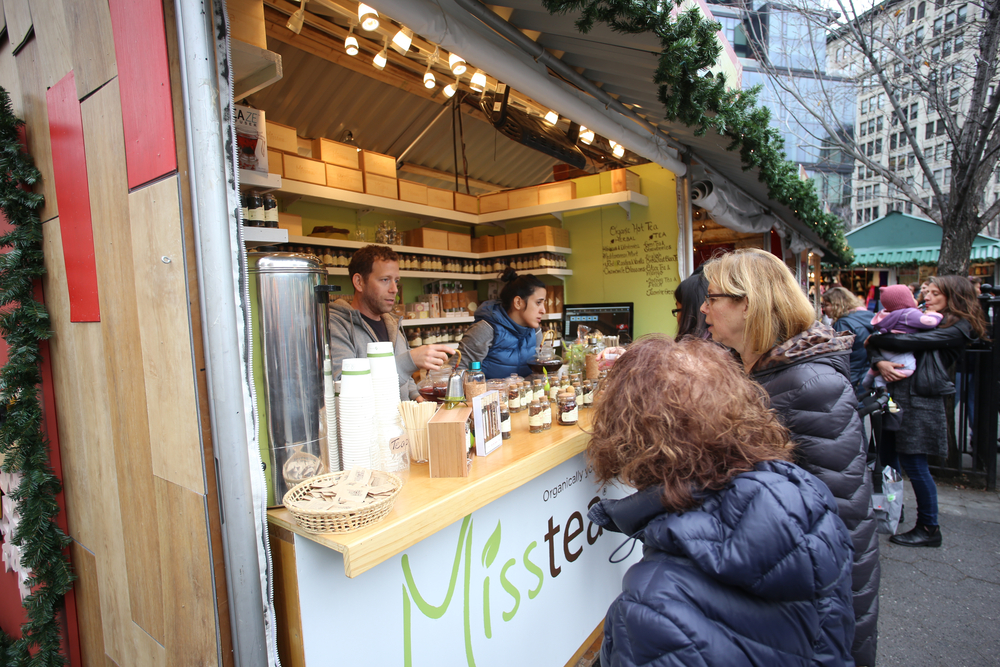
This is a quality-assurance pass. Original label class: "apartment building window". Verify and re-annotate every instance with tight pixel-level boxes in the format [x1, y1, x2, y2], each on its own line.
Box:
[926, 121, 936, 139]
[867, 141, 875, 157]
[955, 32, 964, 52]
[909, 153, 916, 167]
[936, 143, 945, 160]
[944, 167, 952, 183]
[861, 97, 869, 114]
[905, 32, 914, 49]
[890, 134, 898, 150]
[910, 102, 919, 120]
[937, 119, 947, 135]
[933, 169, 943, 186]
[877, 116, 884, 132]
[915, 27, 925, 44]
[945, 11, 955, 30]
[943, 39, 952, 57]
[906, 201, 913, 214]
[918, 2, 926, 18]
[908, 7, 916, 23]
[878, 93, 886, 109]
[861, 121, 868, 137]
[876, 138, 883, 154]
[935, 0, 944, 9]
[869, 119, 876, 135]
[950, 87, 960, 106]
[932, 44, 941, 61]
[889, 156, 898, 171]
[958, 5, 967, 24]
[934, 17, 943, 35]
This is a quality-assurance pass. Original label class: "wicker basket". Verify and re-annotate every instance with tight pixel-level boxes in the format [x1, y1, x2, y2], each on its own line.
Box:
[282, 470, 403, 534]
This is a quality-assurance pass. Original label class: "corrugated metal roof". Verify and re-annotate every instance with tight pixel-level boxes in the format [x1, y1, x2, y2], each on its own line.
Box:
[846, 212, 1000, 265]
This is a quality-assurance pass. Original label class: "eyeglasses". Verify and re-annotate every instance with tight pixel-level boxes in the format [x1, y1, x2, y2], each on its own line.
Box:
[704, 293, 742, 305]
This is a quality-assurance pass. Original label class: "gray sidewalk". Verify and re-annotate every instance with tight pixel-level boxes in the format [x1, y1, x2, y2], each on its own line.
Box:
[876, 480, 1000, 666]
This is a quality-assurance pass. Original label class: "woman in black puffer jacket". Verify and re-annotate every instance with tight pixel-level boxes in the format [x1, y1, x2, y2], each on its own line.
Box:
[702, 249, 878, 667]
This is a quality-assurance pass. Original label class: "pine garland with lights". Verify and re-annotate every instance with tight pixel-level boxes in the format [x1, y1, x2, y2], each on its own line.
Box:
[544, 0, 854, 264]
[0, 86, 73, 666]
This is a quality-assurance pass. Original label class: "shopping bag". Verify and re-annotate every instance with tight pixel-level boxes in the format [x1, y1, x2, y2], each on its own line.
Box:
[871, 465, 904, 535]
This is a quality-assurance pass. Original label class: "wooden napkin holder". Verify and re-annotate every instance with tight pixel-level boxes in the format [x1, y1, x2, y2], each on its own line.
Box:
[428, 407, 473, 478]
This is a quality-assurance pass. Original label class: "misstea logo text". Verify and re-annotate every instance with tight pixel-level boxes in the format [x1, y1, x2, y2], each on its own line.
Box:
[400, 493, 606, 666]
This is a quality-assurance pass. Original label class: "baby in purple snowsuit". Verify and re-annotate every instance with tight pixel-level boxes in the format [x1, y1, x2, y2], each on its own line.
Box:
[862, 284, 942, 390]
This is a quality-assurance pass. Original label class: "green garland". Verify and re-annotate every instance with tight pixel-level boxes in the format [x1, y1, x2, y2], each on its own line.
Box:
[544, 0, 854, 264]
[0, 87, 73, 666]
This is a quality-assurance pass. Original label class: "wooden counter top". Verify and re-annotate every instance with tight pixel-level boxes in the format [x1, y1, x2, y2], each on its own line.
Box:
[267, 409, 593, 578]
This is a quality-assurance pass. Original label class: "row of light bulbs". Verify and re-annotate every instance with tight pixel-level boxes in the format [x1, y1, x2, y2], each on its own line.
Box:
[293, 2, 627, 159]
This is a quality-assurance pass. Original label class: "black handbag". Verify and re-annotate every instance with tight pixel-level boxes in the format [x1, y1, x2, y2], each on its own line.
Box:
[912, 349, 955, 397]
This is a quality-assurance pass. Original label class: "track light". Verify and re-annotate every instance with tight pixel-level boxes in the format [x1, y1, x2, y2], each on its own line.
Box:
[470, 69, 486, 92]
[580, 126, 594, 144]
[449, 53, 467, 76]
[544, 110, 559, 125]
[358, 3, 379, 31]
[423, 66, 436, 89]
[344, 24, 358, 56]
[391, 27, 412, 54]
[373, 38, 388, 70]
[286, 0, 306, 34]
[443, 78, 458, 98]
[610, 141, 625, 158]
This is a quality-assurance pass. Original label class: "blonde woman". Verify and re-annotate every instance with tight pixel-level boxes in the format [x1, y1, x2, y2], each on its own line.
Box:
[700, 248, 878, 667]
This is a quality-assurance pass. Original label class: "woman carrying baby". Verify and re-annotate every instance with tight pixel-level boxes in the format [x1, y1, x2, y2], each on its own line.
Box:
[861, 285, 942, 391]
[867, 275, 987, 547]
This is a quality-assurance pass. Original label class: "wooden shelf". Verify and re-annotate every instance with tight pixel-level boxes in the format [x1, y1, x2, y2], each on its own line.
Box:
[232, 39, 282, 100]
[400, 316, 474, 327]
[479, 245, 572, 258]
[325, 266, 572, 279]
[243, 226, 288, 248]
[277, 178, 647, 226]
[286, 235, 572, 258]
[240, 169, 281, 191]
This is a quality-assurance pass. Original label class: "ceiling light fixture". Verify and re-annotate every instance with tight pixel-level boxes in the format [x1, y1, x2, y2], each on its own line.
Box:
[611, 141, 625, 158]
[373, 38, 388, 70]
[344, 24, 359, 56]
[423, 66, 436, 89]
[443, 78, 458, 98]
[470, 69, 487, 92]
[358, 3, 379, 31]
[286, 0, 307, 34]
[391, 27, 413, 54]
[449, 53, 467, 76]
[544, 110, 559, 125]
[579, 126, 595, 144]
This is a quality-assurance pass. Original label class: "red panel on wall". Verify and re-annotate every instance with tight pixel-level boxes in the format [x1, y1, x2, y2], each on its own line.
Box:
[46, 71, 101, 322]
[108, 0, 177, 189]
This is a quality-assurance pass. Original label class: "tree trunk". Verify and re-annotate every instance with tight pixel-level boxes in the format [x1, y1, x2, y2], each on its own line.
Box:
[938, 208, 981, 276]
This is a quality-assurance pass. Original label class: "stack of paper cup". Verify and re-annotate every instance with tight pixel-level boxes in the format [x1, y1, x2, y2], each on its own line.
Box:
[338, 358, 377, 470]
[367, 342, 407, 472]
[323, 360, 340, 472]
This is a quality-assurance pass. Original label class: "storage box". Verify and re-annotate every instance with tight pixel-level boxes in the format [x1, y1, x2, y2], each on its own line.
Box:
[311, 137, 360, 169]
[519, 229, 536, 249]
[265, 120, 298, 153]
[482, 235, 495, 252]
[360, 150, 397, 178]
[508, 187, 538, 209]
[326, 163, 364, 193]
[504, 233, 519, 250]
[494, 234, 507, 251]
[455, 192, 479, 214]
[427, 187, 455, 210]
[364, 173, 398, 199]
[479, 192, 509, 214]
[447, 231, 472, 253]
[610, 168, 641, 193]
[282, 154, 326, 185]
[267, 149, 282, 176]
[522, 225, 569, 248]
[409, 227, 449, 250]
[471, 237, 488, 253]
[398, 180, 429, 205]
[278, 212, 302, 236]
[428, 406, 473, 478]
[538, 181, 576, 205]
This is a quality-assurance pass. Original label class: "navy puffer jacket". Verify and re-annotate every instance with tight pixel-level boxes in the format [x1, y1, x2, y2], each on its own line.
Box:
[592, 460, 856, 667]
[471, 300, 538, 378]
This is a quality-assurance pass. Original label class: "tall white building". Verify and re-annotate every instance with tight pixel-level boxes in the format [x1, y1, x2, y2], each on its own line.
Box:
[827, 0, 1000, 232]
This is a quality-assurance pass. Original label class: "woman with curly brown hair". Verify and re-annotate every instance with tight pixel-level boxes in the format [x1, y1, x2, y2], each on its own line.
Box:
[868, 274, 988, 547]
[588, 336, 855, 667]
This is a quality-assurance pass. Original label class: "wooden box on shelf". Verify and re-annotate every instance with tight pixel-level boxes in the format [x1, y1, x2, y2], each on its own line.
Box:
[360, 150, 397, 179]
[364, 173, 398, 199]
[278, 213, 302, 236]
[428, 407, 473, 478]
[494, 234, 507, 251]
[410, 227, 449, 250]
[311, 137, 360, 169]
[508, 187, 538, 209]
[610, 168, 641, 193]
[267, 149, 283, 176]
[471, 235, 495, 253]
[427, 186, 455, 210]
[398, 180, 429, 205]
[265, 120, 298, 153]
[538, 181, 576, 205]
[447, 231, 472, 253]
[283, 154, 326, 186]
[455, 192, 479, 214]
[504, 232, 519, 250]
[326, 164, 364, 193]
[519, 228, 536, 248]
[479, 192, 508, 214]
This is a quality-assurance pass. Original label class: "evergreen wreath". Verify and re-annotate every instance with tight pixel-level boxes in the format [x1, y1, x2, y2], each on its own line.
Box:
[0, 86, 73, 666]
[544, 0, 854, 264]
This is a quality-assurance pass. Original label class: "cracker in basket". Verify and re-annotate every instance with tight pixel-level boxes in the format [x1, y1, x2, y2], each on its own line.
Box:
[336, 496, 366, 510]
[335, 485, 370, 502]
[343, 468, 372, 487]
[367, 482, 395, 496]
[311, 478, 337, 490]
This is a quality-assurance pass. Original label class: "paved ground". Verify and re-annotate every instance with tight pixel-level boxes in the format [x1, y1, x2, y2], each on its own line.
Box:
[876, 479, 1000, 666]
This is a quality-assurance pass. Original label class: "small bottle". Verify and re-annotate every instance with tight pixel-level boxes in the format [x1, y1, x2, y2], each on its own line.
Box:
[240, 193, 249, 224]
[528, 399, 543, 433]
[532, 378, 544, 402]
[246, 192, 264, 227]
[263, 193, 279, 228]
[582, 379, 594, 408]
[558, 391, 578, 426]
[464, 361, 487, 401]
[539, 395, 552, 430]
[519, 381, 530, 409]
[572, 380, 583, 404]
[508, 377, 523, 412]
[549, 375, 562, 402]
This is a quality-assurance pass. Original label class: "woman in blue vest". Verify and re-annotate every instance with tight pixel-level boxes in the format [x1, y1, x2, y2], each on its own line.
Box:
[457, 269, 546, 378]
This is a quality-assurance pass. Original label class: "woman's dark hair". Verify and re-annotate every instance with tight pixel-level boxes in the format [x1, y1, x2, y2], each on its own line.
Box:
[499, 268, 546, 312]
[674, 271, 708, 340]
[588, 336, 793, 511]
[929, 275, 989, 339]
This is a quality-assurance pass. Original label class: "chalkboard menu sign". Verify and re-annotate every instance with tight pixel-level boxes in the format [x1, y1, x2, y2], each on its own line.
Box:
[602, 219, 677, 297]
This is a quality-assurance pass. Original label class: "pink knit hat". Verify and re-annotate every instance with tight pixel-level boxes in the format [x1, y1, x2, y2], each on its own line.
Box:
[880, 284, 918, 311]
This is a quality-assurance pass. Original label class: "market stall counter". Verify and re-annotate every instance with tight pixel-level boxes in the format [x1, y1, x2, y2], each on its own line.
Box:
[267, 410, 638, 666]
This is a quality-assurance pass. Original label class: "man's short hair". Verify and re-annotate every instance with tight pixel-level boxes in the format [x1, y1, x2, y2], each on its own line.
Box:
[348, 244, 399, 281]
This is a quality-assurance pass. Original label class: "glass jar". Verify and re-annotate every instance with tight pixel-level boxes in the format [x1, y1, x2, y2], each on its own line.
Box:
[539, 395, 552, 430]
[572, 380, 583, 404]
[528, 399, 543, 434]
[464, 361, 487, 401]
[582, 379, 594, 408]
[508, 375, 524, 413]
[488, 379, 511, 440]
[558, 391, 578, 426]
[532, 378, 545, 402]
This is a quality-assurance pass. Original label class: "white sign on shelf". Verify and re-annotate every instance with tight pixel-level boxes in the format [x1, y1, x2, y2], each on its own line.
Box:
[472, 390, 502, 457]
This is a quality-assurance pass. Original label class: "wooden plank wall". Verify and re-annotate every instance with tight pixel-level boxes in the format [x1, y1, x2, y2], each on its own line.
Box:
[0, 1, 228, 665]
